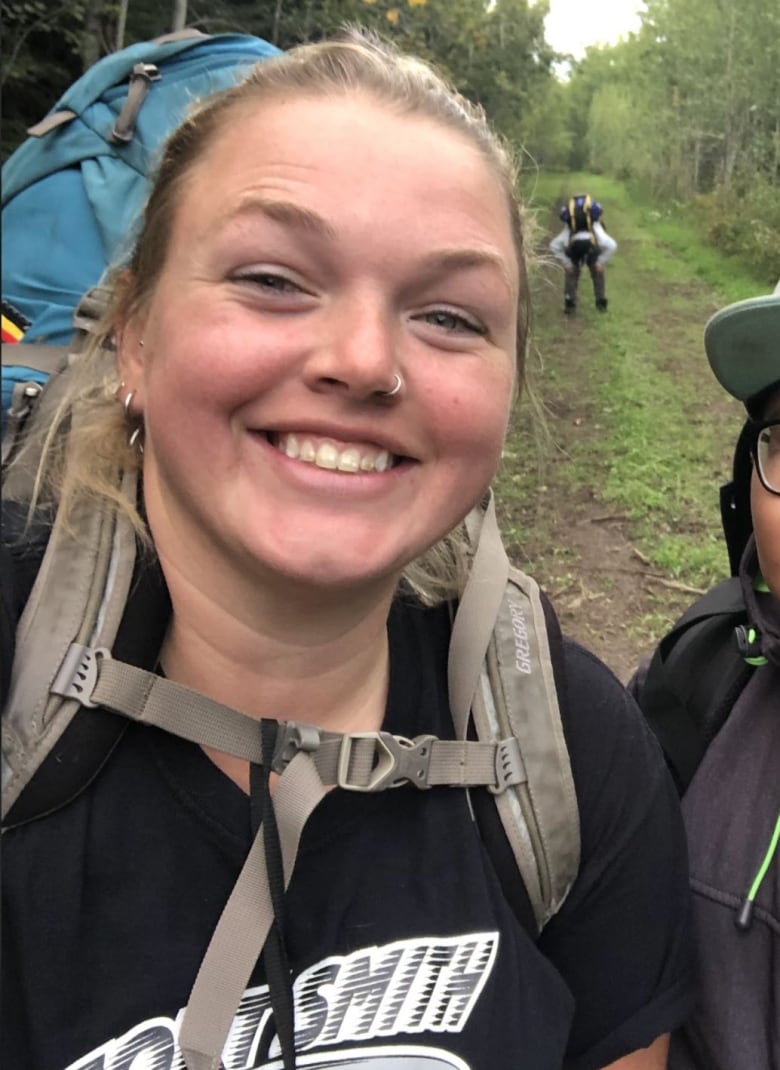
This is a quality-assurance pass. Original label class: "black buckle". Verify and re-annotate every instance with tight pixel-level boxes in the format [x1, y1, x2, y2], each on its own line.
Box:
[337, 732, 436, 792]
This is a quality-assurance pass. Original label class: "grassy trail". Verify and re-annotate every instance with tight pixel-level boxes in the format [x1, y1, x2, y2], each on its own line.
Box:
[494, 172, 763, 681]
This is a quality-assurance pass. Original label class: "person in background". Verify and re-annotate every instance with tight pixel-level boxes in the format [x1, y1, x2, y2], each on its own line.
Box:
[2, 30, 692, 1070]
[549, 193, 617, 314]
[632, 281, 780, 1070]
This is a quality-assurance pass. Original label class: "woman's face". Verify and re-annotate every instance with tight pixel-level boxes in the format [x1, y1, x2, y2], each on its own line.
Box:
[119, 93, 519, 593]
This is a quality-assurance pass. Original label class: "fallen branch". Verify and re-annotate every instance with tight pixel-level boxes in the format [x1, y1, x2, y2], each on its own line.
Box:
[644, 576, 706, 596]
[583, 566, 706, 595]
[587, 513, 631, 524]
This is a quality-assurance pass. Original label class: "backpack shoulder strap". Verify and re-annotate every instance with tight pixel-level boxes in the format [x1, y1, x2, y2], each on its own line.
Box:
[449, 494, 580, 932]
[1, 468, 139, 824]
[635, 576, 754, 793]
[469, 578, 570, 939]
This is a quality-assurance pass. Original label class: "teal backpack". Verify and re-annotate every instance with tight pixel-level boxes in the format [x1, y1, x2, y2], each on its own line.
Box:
[2, 29, 280, 346]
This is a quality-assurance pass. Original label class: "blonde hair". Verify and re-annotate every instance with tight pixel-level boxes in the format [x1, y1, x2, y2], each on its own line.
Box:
[22, 28, 532, 602]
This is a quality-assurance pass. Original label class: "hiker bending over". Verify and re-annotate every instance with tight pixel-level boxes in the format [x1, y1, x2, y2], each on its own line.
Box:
[549, 193, 617, 313]
[631, 281, 780, 1070]
[2, 31, 692, 1070]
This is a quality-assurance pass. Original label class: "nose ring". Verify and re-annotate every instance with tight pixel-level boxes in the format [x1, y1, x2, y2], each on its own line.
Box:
[381, 373, 403, 398]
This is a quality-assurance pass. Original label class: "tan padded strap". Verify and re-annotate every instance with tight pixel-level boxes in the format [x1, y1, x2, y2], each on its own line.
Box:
[178, 752, 327, 1070]
[0, 342, 69, 376]
[2, 470, 138, 815]
[447, 493, 510, 738]
[485, 568, 580, 925]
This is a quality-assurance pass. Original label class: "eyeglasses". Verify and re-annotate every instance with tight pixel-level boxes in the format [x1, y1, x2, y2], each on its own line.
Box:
[749, 418, 780, 496]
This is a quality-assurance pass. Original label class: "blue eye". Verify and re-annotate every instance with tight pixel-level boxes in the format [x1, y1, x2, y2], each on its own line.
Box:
[234, 271, 301, 293]
[422, 309, 487, 335]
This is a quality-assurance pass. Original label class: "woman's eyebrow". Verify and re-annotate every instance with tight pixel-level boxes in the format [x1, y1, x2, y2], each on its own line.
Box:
[217, 195, 338, 240]
[213, 197, 514, 294]
[418, 247, 515, 297]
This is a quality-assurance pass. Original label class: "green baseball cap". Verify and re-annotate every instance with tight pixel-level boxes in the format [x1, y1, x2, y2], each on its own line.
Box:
[704, 280, 780, 405]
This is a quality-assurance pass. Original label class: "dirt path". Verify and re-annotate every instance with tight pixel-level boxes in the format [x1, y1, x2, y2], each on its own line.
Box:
[495, 195, 742, 683]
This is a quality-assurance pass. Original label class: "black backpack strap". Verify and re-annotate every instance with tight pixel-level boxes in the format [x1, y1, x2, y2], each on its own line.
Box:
[720, 419, 754, 576]
[472, 588, 567, 941]
[635, 577, 754, 794]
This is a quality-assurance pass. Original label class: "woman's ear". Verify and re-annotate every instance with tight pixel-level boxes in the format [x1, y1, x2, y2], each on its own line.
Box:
[115, 316, 147, 415]
[114, 277, 147, 411]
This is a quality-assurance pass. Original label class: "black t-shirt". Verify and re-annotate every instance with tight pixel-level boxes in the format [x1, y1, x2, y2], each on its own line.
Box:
[2, 555, 693, 1070]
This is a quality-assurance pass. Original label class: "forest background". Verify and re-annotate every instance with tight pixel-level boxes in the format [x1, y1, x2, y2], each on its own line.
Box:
[4, 0, 779, 280]
[2, 0, 779, 678]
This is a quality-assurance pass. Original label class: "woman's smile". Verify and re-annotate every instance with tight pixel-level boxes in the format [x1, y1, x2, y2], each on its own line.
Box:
[267, 432, 398, 473]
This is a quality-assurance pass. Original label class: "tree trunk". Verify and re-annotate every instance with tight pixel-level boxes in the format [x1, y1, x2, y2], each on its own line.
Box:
[81, 0, 105, 70]
[172, 0, 188, 33]
[271, 0, 284, 45]
[115, 0, 129, 51]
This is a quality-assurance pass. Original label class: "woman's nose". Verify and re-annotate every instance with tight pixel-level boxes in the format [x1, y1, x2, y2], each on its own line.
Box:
[304, 292, 401, 399]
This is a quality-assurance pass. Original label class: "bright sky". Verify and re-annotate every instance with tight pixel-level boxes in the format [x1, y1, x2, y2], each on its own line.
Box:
[543, 0, 644, 59]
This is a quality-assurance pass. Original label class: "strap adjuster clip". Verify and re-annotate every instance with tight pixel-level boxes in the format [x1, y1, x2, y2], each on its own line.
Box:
[488, 736, 526, 794]
[338, 731, 436, 792]
[51, 643, 110, 707]
[271, 721, 321, 773]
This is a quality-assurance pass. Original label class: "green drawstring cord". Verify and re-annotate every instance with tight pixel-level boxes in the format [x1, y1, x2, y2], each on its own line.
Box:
[733, 574, 776, 929]
[736, 811, 780, 930]
[742, 626, 768, 667]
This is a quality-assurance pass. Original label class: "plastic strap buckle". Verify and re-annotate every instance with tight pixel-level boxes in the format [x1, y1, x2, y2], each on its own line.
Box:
[337, 732, 436, 792]
[488, 736, 526, 795]
[51, 643, 110, 708]
[271, 721, 322, 773]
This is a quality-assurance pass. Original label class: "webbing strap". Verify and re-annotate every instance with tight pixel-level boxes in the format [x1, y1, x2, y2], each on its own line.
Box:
[110, 62, 160, 144]
[27, 110, 77, 137]
[448, 493, 510, 739]
[583, 193, 594, 238]
[50, 649, 517, 792]
[179, 752, 327, 1070]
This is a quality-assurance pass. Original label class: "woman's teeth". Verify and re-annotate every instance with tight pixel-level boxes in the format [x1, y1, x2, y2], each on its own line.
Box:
[274, 433, 393, 473]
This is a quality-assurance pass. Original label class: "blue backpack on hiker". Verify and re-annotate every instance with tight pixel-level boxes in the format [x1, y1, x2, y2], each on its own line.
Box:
[1, 29, 280, 352]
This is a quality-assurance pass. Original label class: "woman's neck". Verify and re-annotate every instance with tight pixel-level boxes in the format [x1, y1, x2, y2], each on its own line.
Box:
[156, 548, 397, 791]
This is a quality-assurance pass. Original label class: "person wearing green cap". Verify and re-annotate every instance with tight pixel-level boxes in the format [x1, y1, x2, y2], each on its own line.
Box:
[632, 281, 780, 1070]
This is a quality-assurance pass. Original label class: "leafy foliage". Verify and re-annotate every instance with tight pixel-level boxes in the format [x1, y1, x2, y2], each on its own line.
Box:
[1, 0, 554, 160]
[545, 0, 780, 282]
[1, 0, 776, 276]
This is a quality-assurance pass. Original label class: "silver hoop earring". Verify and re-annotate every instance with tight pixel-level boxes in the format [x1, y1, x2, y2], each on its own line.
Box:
[382, 373, 403, 398]
[123, 390, 136, 416]
[129, 426, 144, 455]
